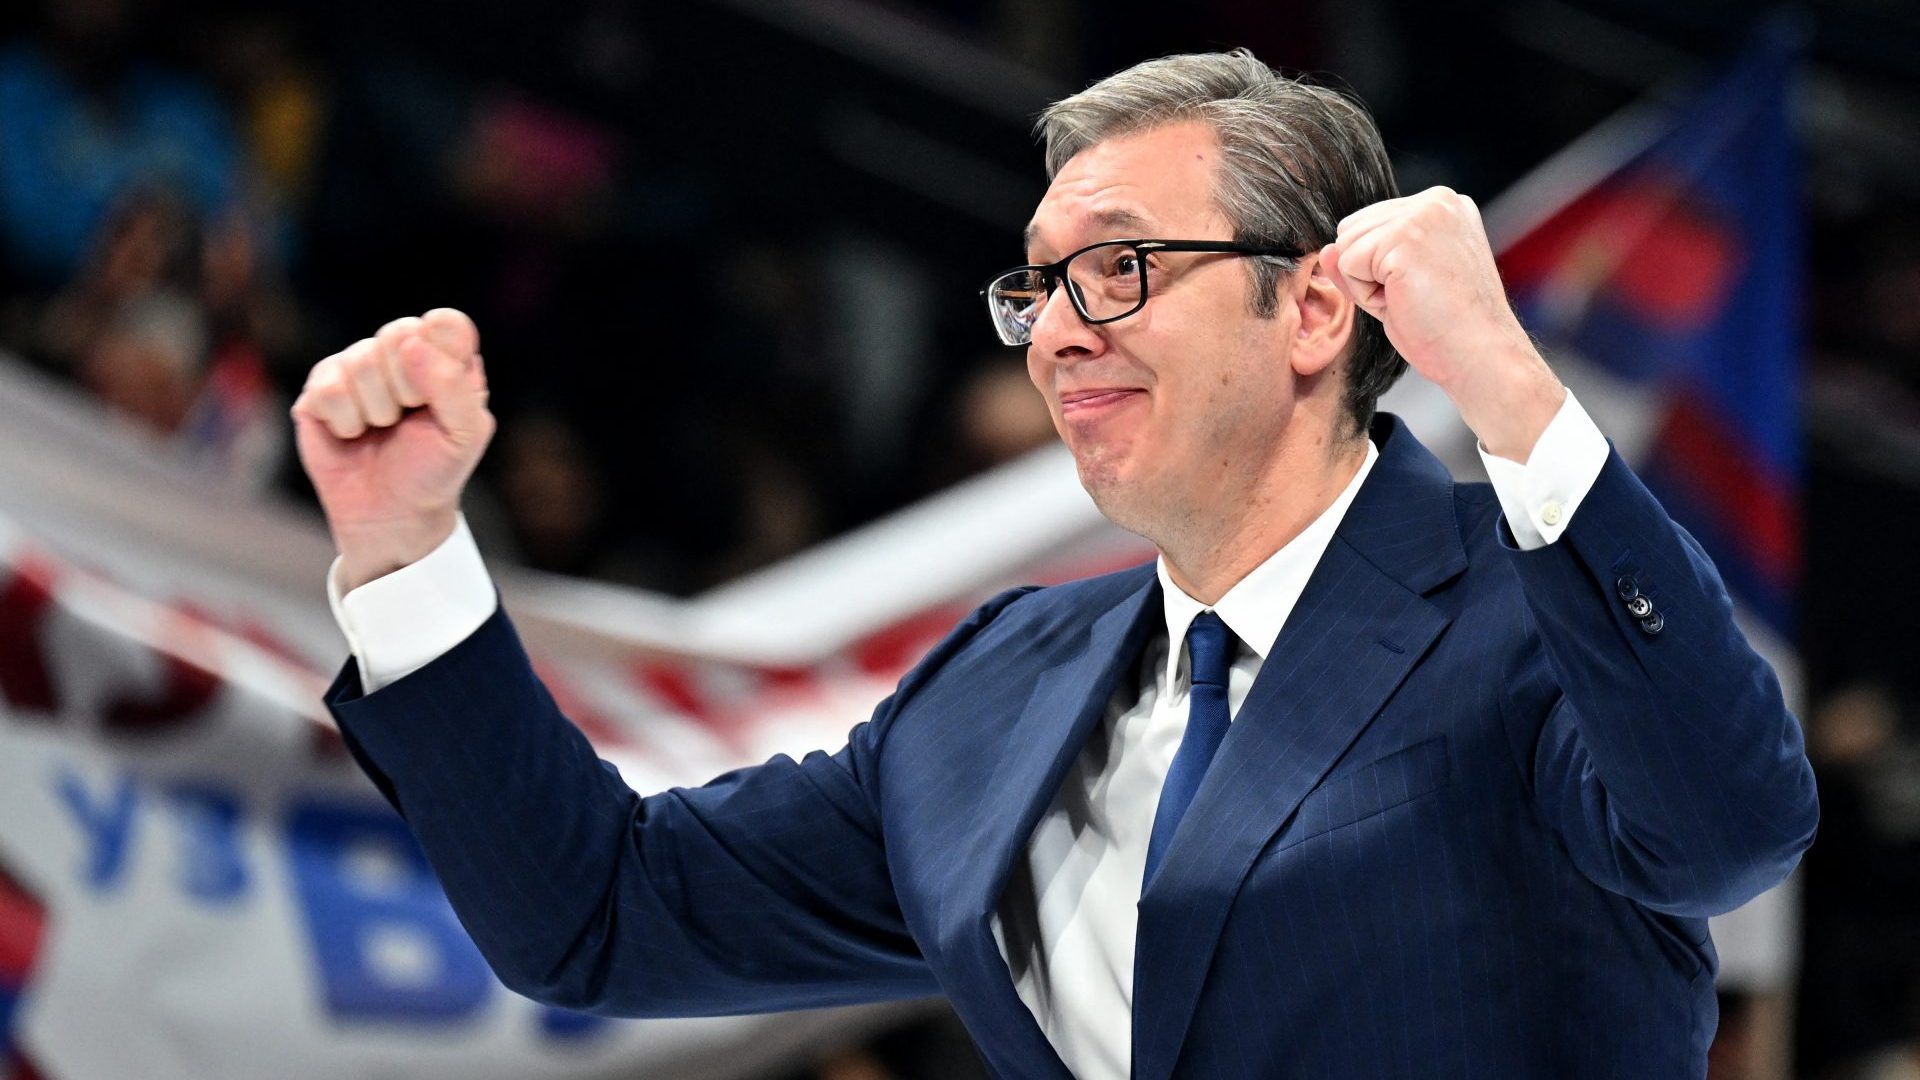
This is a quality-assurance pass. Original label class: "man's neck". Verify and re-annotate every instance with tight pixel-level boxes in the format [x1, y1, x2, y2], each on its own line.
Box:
[1157, 434, 1371, 606]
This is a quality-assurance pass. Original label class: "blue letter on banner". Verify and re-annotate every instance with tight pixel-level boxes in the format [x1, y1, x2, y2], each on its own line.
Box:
[54, 766, 137, 892]
[285, 798, 490, 1024]
[165, 784, 248, 902]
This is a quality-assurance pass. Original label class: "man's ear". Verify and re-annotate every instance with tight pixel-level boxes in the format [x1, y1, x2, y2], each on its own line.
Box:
[1289, 255, 1354, 379]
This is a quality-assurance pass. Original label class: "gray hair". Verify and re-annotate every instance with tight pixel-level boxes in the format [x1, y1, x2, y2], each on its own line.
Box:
[1038, 49, 1405, 437]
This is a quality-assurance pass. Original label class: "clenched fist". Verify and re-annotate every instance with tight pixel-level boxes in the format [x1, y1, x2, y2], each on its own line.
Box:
[1320, 186, 1565, 462]
[292, 308, 495, 592]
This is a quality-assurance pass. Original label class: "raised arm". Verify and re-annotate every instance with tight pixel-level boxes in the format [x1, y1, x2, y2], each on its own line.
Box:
[1500, 450, 1817, 916]
[293, 310, 977, 1014]
[1324, 188, 1817, 915]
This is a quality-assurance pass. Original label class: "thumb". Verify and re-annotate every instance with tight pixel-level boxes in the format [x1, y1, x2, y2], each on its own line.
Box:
[290, 404, 339, 469]
[402, 335, 491, 444]
[1319, 242, 1356, 304]
[419, 307, 480, 360]
[1318, 241, 1385, 318]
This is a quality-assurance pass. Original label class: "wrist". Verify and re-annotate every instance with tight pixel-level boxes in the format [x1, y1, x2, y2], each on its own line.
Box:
[1442, 343, 1565, 464]
[333, 507, 459, 593]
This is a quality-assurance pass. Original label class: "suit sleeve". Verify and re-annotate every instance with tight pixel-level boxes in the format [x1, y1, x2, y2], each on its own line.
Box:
[325, 586, 1035, 1016]
[1499, 448, 1818, 919]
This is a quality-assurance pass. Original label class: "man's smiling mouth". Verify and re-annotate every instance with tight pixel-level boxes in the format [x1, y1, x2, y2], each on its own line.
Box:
[1059, 388, 1147, 414]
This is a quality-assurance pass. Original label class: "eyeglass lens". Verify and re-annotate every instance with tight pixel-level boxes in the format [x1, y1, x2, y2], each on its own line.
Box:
[986, 243, 1145, 346]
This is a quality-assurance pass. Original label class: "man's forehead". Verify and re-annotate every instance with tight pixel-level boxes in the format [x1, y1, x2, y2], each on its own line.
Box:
[1023, 206, 1157, 258]
[1021, 123, 1224, 258]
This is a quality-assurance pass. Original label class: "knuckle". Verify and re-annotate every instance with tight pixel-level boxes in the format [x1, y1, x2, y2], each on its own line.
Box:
[377, 315, 423, 340]
[305, 354, 342, 388]
[426, 306, 477, 336]
[311, 365, 346, 394]
[337, 352, 374, 384]
[322, 391, 356, 420]
[348, 356, 387, 390]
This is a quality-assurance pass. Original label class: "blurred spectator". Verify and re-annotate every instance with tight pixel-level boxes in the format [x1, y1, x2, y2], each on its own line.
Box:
[68, 285, 285, 488]
[455, 92, 618, 234]
[77, 288, 205, 433]
[7, 180, 294, 490]
[30, 189, 196, 369]
[0, 0, 301, 491]
[909, 353, 1059, 497]
[1708, 990, 1756, 1080]
[1809, 207, 1920, 405]
[1849, 1049, 1920, 1080]
[1851, 212, 1920, 396]
[1796, 682, 1920, 1079]
[491, 409, 627, 581]
[780, 1012, 988, 1080]
[699, 416, 831, 588]
[197, 11, 328, 211]
[952, 356, 1058, 468]
[0, 0, 242, 287]
[198, 205, 300, 377]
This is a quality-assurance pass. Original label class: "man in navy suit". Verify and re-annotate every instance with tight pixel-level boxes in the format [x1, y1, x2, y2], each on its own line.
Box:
[293, 51, 1817, 1078]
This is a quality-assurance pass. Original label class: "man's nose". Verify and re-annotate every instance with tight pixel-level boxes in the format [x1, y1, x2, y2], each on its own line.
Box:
[1027, 280, 1105, 360]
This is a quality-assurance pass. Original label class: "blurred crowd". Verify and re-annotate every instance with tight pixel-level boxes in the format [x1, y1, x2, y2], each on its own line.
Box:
[0, 1, 302, 490]
[1, 0, 1918, 1077]
[0, 0, 1062, 597]
[1797, 204, 1920, 1080]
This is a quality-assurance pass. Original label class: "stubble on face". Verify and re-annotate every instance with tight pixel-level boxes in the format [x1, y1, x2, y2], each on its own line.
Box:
[1077, 318, 1297, 563]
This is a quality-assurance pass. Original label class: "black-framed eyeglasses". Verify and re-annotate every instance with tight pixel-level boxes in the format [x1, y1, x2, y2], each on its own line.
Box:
[980, 238, 1303, 346]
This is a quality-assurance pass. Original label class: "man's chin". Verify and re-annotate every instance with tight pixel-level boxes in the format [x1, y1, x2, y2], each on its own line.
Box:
[1074, 456, 1158, 536]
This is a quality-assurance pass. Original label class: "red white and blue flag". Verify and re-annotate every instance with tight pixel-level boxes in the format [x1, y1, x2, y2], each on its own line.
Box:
[1495, 25, 1803, 633]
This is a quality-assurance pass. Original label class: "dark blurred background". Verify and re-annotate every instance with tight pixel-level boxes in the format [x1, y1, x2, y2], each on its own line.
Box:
[0, 0, 1916, 1076]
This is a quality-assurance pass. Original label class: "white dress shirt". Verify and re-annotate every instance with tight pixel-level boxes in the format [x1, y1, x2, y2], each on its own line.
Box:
[328, 395, 1611, 1080]
[990, 437, 1380, 1080]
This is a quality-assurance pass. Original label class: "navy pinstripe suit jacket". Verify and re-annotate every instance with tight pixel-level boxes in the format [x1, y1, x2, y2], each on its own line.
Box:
[328, 415, 1818, 1079]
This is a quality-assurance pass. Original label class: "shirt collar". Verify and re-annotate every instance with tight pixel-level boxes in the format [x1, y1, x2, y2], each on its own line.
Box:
[1154, 438, 1380, 690]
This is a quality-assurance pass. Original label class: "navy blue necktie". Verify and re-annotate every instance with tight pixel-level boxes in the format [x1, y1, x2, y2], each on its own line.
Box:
[1143, 611, 1234, 886]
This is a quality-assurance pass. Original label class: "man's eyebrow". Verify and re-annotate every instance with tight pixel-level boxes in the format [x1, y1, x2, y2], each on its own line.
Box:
[1023, 207, 1155, 260]
[1089, 207, 1152, 236]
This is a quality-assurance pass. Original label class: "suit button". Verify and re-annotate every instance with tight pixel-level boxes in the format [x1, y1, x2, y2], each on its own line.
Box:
[1626, 595, 1653, 618]
[1639, 612, 1665, 635]
[1615, 576, 1640, 600]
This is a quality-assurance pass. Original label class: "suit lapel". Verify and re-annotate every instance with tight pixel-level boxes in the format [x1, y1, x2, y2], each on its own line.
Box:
[1130, 415, 1468, 1080]
[939, 566, 1161, 1079]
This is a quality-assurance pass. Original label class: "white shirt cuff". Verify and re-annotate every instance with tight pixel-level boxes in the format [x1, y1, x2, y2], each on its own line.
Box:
[1477, 390, 1611, 551]
[326, 513, 499, 693]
